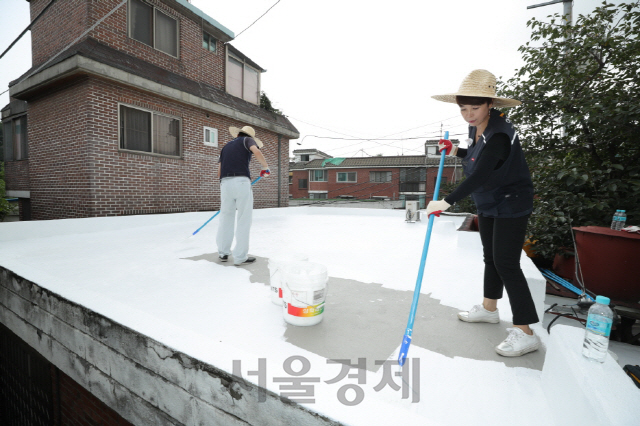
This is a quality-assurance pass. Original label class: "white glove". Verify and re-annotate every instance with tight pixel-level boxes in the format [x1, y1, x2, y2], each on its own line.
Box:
[426, 199, 451, 217]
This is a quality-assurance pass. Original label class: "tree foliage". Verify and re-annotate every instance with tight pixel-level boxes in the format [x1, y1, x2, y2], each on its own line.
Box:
[0, 163, 15, 222]
[499, 1, 640, 260]
[260, 91, 283, 114]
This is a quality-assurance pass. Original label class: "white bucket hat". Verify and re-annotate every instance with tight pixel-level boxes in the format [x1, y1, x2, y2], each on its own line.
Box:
[229, 125, 263, 148]
[431, 69, 521, 108]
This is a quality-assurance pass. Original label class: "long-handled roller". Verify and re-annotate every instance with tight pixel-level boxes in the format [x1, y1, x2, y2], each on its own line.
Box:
[398, 131, 449, 366]
[186, 176, 262, 239]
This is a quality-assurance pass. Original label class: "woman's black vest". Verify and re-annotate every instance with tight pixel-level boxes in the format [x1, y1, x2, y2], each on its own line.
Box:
[463, 109, 533, 218]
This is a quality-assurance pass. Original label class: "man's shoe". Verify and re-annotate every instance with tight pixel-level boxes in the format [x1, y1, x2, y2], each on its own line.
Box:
[458, 305, 500, 323]
[495, 328, 541, 357]
[235, 257, 256, 266]
[218, 255, 228, 262]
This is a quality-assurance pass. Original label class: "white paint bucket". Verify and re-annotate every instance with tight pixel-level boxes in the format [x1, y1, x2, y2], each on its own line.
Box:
[282, 261, 328, 326]
[268, 254, 309, 305]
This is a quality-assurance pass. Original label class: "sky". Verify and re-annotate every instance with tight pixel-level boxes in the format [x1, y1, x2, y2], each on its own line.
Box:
[0, 0, 630, 159]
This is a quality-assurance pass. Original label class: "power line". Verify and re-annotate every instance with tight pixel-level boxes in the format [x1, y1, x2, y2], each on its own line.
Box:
[233, 0, 282, 40]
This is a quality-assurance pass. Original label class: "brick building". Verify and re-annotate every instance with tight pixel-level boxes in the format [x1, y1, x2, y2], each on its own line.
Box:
[2, 0, 298, 220]
[289, 144, 462, 208]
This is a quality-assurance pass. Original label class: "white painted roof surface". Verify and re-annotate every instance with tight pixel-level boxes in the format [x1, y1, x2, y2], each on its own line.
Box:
[1, 207, 638, 425]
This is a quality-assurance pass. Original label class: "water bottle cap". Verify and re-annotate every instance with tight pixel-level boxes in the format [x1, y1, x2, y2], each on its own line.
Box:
[621, 210, 626, 213]
[595, 295, 610, 305]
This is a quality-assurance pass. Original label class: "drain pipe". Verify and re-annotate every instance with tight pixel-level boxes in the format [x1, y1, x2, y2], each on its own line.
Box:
[277, 134, 282, 207]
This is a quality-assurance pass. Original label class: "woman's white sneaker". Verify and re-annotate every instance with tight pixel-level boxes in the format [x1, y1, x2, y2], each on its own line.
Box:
[458, 305, 500, 323]
[495, 328, 541, 357]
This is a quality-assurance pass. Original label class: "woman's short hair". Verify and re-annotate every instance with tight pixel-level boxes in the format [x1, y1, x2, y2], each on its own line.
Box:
[456, 95, 493, 106]
[238, 132, 250, 138]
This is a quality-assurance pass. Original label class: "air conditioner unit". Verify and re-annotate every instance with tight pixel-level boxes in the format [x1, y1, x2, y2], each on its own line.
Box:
[405, 200, 420, 222]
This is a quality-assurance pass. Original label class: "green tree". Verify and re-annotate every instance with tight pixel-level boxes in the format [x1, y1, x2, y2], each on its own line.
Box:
[500, 1, 640, 260]
[0, 162, 14, 222]
[260, 91, 283, 115]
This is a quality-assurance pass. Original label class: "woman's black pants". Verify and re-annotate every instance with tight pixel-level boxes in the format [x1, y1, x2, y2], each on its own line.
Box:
[477, 214, 539, 325]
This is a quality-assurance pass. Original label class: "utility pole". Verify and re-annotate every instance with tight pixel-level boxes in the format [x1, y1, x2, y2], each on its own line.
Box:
[527, 0, 572, 24]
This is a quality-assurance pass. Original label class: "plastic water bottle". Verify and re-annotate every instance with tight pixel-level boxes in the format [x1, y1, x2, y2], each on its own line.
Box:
[610, 210, 620, 230]
[582, 295, 614, 363]
[616, 210, 627, 231]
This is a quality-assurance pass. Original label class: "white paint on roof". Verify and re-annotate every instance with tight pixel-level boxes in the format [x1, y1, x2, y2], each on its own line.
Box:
[1, 207, 638, 425]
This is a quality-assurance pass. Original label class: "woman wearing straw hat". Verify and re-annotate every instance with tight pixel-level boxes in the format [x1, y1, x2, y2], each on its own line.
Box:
[426, 69, 540, 357]
[217, 125, 270, 266]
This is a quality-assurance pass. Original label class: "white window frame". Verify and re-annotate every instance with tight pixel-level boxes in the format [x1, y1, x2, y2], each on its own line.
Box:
[203, 126, 218, 147]
[128, 0, 179, 58]
[309, 169, 327, 182]
[118, 103, 182, 158]
[337, 172, 356, 183]
[226, 52, 261, 105]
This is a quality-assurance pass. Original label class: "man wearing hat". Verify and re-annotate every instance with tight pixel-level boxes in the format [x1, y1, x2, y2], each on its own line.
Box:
[217, 125, 270, 266]
[427, 69, 540, 357]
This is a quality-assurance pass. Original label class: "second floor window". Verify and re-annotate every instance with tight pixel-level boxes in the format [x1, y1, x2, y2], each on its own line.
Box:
[299, 179, 308, 189]
[370, 171, 392, 182]
[309, 170, 327, 182]
[2, 115, 28, 161]
[337, 172, 356, 182]
[120, 105, 181, 157]
[129, 0, 178, 57]
[227, 56, 259, 104]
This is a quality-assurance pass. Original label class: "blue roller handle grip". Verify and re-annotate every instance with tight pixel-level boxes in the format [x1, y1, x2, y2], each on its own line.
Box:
[191, 176, 262, 236]
[398, 131, 448, 366]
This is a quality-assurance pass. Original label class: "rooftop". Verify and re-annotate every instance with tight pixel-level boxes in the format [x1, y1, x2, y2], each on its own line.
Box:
[1, 208, 638, 425]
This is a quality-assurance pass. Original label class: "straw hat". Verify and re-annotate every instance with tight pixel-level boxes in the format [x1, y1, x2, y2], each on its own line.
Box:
[431, 69, 521, 108]
[229, 125, 263, 148]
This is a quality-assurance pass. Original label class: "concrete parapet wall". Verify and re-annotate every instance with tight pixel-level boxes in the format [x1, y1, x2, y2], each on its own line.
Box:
[0, 267, 342, 426]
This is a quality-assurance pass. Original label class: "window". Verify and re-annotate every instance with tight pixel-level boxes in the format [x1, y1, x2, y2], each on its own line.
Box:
[300, 154, 310, 161]
[203, 32, 217, 52]
[226, 55, 260, 104]
[337, 172, 356, 182]
[2, 115, 28, 161]
[370, 171, 392, 182]
[298, 179, 308, 189]
[129, 0, 178, 57]
[289, 175, 293, 185]
[203, 126, 218, 147]
[400, 168, 426, 192]
[309, 170, 327, 182]
[119, 105, 180, 157]
[435, 176, 447, 186]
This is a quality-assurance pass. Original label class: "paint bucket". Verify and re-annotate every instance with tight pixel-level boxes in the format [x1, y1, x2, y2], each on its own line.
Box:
[282, 261, 328, 326]
[268, 253, 309, 305]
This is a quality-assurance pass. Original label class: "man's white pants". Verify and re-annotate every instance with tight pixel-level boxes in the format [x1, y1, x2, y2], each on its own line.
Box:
[216, 177, 253, 264]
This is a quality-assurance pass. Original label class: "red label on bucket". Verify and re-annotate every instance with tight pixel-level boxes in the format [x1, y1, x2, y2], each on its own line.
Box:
[287, 303, 324, 317]
[279, 288, 282, 298]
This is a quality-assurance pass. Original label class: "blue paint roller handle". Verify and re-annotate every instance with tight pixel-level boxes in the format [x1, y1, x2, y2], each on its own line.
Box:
[398, 131, 448, 367]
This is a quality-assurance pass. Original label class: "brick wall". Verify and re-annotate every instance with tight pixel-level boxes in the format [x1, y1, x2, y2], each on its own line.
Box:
[3, 159, 30, 191]
[23, 76, 288, 220]
[29, 0, 226, 89]
[55, 367, 135, 426]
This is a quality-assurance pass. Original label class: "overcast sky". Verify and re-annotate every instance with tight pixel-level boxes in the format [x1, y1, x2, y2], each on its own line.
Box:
[0, 0, 628, 158]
